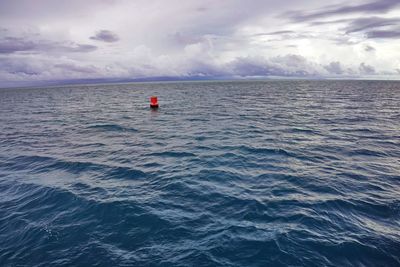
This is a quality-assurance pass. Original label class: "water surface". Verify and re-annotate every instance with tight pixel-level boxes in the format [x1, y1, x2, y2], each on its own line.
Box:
[0, 80, 399, 266]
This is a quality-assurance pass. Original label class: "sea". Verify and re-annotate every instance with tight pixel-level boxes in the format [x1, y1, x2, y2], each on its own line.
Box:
[0, 80, 399, 266]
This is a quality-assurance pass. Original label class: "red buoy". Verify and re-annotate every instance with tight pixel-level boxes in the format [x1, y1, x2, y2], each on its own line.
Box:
[150, 96, 159, 108]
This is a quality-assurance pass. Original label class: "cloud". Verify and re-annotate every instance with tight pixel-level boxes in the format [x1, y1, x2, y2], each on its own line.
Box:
[229, 57, 273, 76]
[359, 62, 376, 74]
[0, 37, 36, 54]
[309, 19, 350, 26]
[307, 16, 400, 41]
[0, 0, 118, 20]
[54, 63, 99, 74]
[286, 0, 400, 22]
[170, 32, 207, 46]
[0, 57, 42, 76]
[343, 17, 400, 33]
[365, 29, 400, 38]
[228, 55, 325, 77]
[0, 0, 400, 86]
[324, 61, 344, 75]
[61, 43, 97, 53]
[0, 36, 97, 54]
[364, 45, 376, 51]
[255, 30, 296, 36]
[90, 30, 119, 43]
[0, 56, 108, 83]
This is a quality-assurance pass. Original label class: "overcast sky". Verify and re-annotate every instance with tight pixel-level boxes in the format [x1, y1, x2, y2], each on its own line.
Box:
[1, 0, 400, 87]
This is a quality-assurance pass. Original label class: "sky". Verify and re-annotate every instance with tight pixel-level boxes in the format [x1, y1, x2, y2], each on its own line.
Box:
[1, 0, 400, 87]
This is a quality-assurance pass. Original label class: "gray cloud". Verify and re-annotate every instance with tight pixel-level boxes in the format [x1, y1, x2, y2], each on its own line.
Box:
[309, 16, 400, 37]
[0, 49, 394, 87]
[287, 0, 400, 22]
[0, 37, 36, 54]
[343, 17, 400, 33]
[0, 0, 399, 86]
[308, 16, 400, 41]
[255, 30, 296, 36]
[54, 63, 99, 74]
[230, 57, 273, 76]
[365, 45, 376, 51]
[0, 57, 42, 76]
[170, 32, 206, 46]
[90, 30, 119, 43]
[324, 61, 344, 75]
[0, 56, 106, 84]
[62, 44, 97, 53]
[310, 19, 350, 26]
[254, 31, 316, 42]
[0, 0, 117, 20]
[331, 36, 362, 45]
[186, 61, 228, 77]
[0, 36, 97, 54]
[366, 29, 400, 38]
[359, 62, 376, 74]
[228, 55, 324, 77]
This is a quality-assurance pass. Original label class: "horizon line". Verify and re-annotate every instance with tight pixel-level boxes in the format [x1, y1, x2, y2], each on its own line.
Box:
[1, 75, 400, 90]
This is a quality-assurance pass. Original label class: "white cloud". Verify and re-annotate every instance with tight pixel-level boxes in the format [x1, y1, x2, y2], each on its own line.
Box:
[0, 0, 399, 86]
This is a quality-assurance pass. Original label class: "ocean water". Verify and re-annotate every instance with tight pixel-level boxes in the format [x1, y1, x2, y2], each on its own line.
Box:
[0, 80, 399, 266]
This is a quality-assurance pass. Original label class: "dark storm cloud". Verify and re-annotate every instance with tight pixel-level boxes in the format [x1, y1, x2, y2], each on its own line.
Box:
[365, 29, 400, 38]
[286, 0, 400, 22]
[90, 30, 119, 43]
[0, 36, 97, 54]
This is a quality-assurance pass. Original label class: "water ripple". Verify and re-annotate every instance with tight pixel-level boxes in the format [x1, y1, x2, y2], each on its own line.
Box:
[1, 80, 400, 266]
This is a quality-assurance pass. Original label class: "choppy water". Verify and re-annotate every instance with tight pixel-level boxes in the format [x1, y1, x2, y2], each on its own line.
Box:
[0, 80, 400, 266]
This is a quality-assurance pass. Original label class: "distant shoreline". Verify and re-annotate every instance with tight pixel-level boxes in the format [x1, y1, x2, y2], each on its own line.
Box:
[1, 76, 400, 90]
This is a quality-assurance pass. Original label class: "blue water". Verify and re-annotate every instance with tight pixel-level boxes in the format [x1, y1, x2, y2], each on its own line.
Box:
[0, 80, 399, 266]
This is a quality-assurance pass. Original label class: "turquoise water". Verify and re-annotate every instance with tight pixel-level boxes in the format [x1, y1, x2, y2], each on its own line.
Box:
[0, 80, 399, 266]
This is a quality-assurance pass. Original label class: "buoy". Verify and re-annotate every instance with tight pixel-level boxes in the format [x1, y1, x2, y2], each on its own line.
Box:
[150, 96, 159, 109]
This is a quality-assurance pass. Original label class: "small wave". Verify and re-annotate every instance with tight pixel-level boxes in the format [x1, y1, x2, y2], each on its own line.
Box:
[86, 123, 138, 132]
[287, 127, 321, 135]
[146, 151, 196, 158]
[105, 166, 147, 180]
[4, 155, 147, 180]
[225, 145, 292, 157]
[2, 80, 400, 266]
[347, 148, 388, 157]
